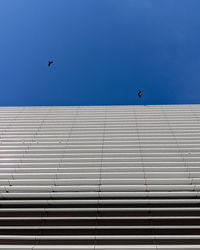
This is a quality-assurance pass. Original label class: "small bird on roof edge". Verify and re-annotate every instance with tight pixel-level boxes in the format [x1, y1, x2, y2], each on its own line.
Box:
[48, 61, 53, 67]
[138, 90, 142, 98]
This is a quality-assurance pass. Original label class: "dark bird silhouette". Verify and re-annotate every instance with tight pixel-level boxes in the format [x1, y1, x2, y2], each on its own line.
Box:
[138, 90, 142, 98]
[48, 61, 53, 67]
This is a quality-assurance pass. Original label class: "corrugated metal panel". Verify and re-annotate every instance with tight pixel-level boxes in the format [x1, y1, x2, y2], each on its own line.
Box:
[0, 105, 200, 249]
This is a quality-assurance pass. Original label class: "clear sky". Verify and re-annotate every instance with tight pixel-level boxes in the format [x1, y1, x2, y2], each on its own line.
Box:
[0, 0, 200, 106]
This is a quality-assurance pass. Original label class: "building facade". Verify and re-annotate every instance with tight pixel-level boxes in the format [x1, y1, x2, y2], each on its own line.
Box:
[0, 105, 199, 249]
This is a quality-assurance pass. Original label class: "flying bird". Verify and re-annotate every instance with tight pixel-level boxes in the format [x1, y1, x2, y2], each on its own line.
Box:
[48, 61, 53, 67]
[138, 90, 142, 98]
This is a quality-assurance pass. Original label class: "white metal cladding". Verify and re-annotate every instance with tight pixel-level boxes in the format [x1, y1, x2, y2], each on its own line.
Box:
[0, 105, 200, 249]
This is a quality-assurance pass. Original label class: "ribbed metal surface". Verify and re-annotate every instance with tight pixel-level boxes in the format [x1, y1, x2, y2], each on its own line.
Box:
[0, 105, 200, 249]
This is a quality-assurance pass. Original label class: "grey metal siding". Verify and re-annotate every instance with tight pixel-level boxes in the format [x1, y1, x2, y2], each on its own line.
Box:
[0, 105, 199, 249]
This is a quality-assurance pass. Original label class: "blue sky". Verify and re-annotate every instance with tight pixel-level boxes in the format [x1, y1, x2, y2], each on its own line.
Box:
[0, 0, 200, 106]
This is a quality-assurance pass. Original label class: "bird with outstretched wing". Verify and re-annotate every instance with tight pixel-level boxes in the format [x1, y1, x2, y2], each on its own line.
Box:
[48, 61, 53, 67]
